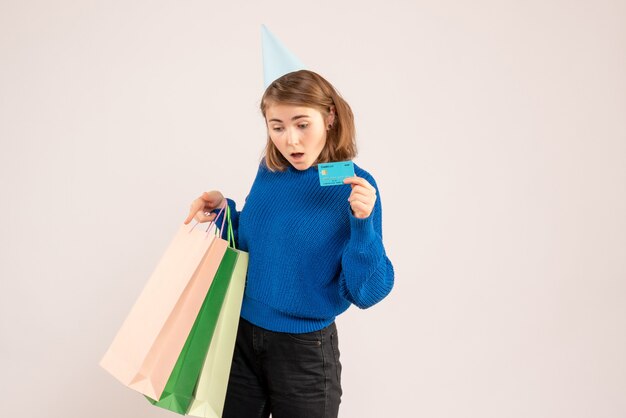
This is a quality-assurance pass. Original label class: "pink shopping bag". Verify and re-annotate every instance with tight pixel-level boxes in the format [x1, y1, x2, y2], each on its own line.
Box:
[100, 212, 228, 400]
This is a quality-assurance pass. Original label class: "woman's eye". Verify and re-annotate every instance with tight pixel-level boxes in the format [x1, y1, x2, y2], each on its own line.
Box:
[272, 127, 283, 132]
[298, 124, 308, 129]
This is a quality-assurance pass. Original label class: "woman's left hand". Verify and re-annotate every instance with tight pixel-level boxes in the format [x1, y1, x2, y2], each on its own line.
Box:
[343, 176, 377, 219]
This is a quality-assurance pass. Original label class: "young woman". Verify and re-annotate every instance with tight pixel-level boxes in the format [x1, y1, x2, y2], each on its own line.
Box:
[184, 69, 394, 418]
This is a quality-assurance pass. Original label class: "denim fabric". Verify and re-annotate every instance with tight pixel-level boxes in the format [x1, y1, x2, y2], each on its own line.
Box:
[222, 317, 342, 418]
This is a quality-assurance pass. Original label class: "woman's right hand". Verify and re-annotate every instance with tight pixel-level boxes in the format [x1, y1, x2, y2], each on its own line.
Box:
[184, 191, 225, 224]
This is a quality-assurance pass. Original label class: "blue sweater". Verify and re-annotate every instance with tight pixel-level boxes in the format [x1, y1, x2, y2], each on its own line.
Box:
[215, 162, 394, 333]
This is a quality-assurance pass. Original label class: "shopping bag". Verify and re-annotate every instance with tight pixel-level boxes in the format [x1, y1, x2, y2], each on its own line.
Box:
[187, 248, 248, 418]
[100, 207, 228, 400]
[146, 246, 239, 414]
[147, 205, 245, 415]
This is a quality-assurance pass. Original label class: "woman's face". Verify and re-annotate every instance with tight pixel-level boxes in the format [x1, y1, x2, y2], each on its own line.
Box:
[265, 103, 334, 170]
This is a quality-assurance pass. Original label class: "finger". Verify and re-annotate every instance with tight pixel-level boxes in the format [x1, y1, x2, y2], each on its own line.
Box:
[342, 176, 363, 185]
[349, 194, 374, 208]
[343, 176, 375, 192]
[350, 200, 373, 218]
[350, 185, 376, 199]
[348, 191, 376, 207]
[350, 199, 370, 210]
[349, 196, 375, 210]
[201, 192, 219, 206]
[184, 200, 205, 224]
[194, 211, 217, 224]
[349, 187, 377, 202]
[202, 191, 225, 208]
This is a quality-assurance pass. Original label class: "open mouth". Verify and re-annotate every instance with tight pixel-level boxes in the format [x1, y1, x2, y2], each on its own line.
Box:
[290, 152, 304, 160]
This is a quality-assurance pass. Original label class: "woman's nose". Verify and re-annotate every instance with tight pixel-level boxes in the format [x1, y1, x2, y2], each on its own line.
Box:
[286, 128, 300, 145]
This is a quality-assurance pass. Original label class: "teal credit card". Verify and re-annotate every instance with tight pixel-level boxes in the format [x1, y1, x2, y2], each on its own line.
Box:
[318, 161, 355, 186]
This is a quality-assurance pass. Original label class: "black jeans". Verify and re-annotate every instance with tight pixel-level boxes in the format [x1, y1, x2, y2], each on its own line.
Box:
[222, 317, 342, 418]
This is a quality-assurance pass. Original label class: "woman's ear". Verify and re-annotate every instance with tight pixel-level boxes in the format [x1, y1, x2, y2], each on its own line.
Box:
[326, 106, 336, 129]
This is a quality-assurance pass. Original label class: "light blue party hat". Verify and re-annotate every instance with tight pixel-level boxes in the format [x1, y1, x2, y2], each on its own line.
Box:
[261, 24, 305, 88]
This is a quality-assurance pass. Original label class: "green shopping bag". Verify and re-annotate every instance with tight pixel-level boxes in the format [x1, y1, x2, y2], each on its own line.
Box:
[146, 206, 238, 414]
[187, 249, 248, 418]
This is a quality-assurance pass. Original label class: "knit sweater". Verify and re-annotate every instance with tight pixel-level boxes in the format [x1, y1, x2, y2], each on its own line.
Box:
[215, 162, 394, 333]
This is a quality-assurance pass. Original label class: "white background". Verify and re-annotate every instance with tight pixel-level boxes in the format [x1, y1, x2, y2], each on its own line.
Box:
[1, 1, 625, 417]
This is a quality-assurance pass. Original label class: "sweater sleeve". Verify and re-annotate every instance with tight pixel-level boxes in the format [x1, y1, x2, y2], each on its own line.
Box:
[339, 176, 395, 309]
[211, 198, 240, 247]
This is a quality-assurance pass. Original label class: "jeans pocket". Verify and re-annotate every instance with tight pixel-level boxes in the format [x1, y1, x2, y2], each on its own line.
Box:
[286, 330, 322, 346]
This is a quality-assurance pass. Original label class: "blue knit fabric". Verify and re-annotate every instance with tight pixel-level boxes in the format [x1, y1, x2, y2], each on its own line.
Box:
[214, 162, 394, 333]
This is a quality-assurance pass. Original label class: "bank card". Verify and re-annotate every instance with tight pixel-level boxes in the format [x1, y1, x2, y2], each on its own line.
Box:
[318, 161, 355, 186]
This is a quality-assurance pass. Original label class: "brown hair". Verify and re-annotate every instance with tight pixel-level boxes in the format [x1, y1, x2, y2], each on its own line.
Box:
[260, 70, 357, 171]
